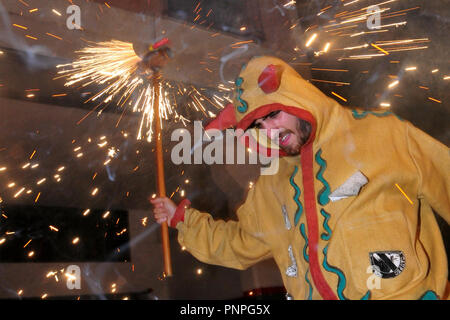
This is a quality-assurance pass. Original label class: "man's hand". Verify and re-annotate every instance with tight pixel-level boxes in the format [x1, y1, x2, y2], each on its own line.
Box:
[150, 197, 177, 225]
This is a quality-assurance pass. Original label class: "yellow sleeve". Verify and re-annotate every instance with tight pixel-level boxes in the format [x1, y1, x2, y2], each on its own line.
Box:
[175, 181, 272, 270]
[407, 122, 450, 224]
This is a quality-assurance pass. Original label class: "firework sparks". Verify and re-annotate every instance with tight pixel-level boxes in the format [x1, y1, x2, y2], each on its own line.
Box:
[0, 0, 444, 299]
[395, 183, 413, 205]
[14, 187, 25, 198]
[371, 43, 389, 55]
[49, 225, 59, 232]
[91, 187, 99, 196]
[13, 24, 28, 30]
[305, 33, 318, 47]
[56, 40, 224, 142]
[428, 97, 441, 104]
[331, 92, 348, 102]
[388, 80, 399, 89]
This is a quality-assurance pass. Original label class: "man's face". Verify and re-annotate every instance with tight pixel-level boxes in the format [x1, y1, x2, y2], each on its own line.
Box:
[249, 110, 311, 156]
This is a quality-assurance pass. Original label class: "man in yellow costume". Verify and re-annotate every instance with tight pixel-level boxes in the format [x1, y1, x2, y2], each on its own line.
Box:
[151, 56, 449, 300]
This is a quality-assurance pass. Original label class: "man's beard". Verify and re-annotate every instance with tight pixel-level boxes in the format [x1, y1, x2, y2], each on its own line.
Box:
[280, 118, 311, 156]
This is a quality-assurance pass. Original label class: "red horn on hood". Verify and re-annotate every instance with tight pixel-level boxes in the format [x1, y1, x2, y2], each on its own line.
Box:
[205, 103, 238, 131]
[258, 64, 282, 94]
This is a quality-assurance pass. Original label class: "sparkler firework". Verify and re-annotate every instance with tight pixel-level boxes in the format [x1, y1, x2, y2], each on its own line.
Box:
[55, 39, 225, 142]
[54, 35, 231, 277]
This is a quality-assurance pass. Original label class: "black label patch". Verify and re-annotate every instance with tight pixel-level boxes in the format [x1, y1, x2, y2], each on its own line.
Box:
[369, 251, 405, 279]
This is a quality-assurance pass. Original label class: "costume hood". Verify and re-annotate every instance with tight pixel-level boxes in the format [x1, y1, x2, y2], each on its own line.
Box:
[206, 56, 343, 157]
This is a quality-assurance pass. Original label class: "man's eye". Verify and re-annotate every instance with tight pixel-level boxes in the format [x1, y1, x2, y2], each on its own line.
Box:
[248, 121, 260, 130]
[266, 110, 281, 119]
[247, 110, 280, 130]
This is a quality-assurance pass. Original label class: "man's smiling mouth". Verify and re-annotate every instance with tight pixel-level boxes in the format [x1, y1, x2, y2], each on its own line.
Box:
[279, 132, 291, 146]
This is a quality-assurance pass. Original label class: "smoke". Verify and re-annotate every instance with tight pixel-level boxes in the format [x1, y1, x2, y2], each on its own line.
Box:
[0, 2, 57, 69]
[82, 223, 160, 300]
[219, 44, 249, 83]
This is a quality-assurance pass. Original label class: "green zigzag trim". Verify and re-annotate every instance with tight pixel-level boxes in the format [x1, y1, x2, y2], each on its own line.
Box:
[322, 244, 371, 300]
[315, 149, 331, 206]
[235, 77, 248, 113]
[289, 166, 303, 226]
[351, 109, 403, 121]
[305, 268, 313, 300]
[299, 223, 309, 263]
[420, 290, 439, 300]
[320, 209, 332, 241]
[323, 244, 348, 300]
[361, 291, 371, 300]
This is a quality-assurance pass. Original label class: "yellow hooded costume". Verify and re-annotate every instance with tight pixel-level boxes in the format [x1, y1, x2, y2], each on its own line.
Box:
[171, 56, 450, 300]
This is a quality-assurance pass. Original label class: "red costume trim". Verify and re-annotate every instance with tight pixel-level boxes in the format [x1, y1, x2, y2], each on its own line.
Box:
[301, 143, 338, 300]
[170, 199, 191, 228]
[204, 104, 237, 131]
[238, 103, 338, 299]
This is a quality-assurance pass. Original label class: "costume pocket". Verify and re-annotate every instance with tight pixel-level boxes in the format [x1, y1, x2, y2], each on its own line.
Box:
[341, 211, 422, 296]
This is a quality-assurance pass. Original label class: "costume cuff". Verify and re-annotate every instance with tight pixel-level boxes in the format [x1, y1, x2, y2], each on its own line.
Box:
[170, 199, 191, 228]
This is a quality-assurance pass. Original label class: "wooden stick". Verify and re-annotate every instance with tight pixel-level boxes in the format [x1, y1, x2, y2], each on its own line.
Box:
[153, 73, 173, 277]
